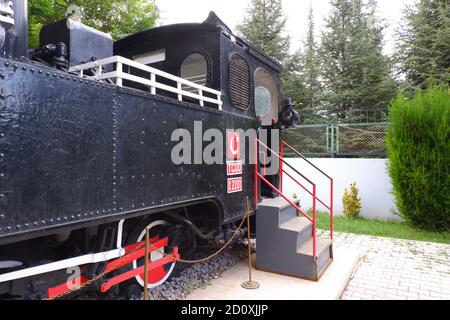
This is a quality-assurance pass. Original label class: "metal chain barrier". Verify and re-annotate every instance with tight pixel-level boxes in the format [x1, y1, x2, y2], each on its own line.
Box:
[43, 207, 252, 300]
[43, 241, 147, 300]
[177, 208, 250, 264]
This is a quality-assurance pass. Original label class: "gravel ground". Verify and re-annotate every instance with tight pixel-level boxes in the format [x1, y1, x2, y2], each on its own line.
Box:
[132, 244, 249, 300]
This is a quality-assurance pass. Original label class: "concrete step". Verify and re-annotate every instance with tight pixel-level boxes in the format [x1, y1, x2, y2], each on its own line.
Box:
[258, 197, 294, 210]
[256, 197, 333, 281]
[280, 216, 313, 246]
[297, 237, 333, 278]
[279, 216, 311, 233]
[297, 238, 332, 256]
[258, 197, 301, 225]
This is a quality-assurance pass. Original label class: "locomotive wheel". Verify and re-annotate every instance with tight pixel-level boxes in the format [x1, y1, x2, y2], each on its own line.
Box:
[128, 219, 176, 288]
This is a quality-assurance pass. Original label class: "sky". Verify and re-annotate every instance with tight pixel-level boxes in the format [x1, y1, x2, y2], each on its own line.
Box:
[155, 0, 416, 55]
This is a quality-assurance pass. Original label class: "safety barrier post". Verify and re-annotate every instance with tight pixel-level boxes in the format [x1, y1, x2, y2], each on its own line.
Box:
[241, 196, 260, 290]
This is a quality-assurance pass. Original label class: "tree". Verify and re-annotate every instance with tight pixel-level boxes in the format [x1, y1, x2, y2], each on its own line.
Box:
[299, 4, 322, 114]
[236, 0, 290, 63]
[28, 0, 159, 49]
[387, 86, 449, 230]
[29, 0, 68, 48]
[283, 3, 324, 124]
[281, 52, 307, 108]
[237, 0, 306, 109]
[396, 0, 450, 90]
[319, 0, 396, 121]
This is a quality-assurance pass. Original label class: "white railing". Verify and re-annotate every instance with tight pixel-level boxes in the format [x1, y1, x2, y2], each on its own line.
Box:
[68, 56, 223, 110]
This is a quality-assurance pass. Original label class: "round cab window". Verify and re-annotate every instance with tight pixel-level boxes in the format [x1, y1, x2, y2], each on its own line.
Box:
[255, 86, 271, 118]
[255, 68, 278, 125]
[180, 53, 208, 88]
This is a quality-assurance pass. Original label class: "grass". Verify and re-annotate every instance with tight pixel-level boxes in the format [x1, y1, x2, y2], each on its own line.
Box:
[315, 212, 450, 244]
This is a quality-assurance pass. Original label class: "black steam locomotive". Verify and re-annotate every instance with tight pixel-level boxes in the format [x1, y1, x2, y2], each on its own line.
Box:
[0, 1, 299, 299]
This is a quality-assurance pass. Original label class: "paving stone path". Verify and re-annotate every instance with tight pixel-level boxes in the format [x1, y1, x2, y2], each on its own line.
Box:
[330, 232, 450, 300]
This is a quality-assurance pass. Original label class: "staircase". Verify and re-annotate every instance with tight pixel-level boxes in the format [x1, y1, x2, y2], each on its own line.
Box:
[254, 140, 334, 281]
[256, 198, 333, 280]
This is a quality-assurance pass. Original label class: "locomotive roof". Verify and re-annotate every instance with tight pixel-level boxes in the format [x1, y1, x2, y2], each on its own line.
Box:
[114, 11, 282, 71]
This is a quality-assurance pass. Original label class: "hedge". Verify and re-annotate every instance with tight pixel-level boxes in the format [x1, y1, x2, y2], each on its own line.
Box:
[386, 86, 449, 231]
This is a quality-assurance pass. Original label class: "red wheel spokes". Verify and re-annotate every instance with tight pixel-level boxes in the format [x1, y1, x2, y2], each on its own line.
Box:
[46, 237, 179, 298]
[125, 235, 160, 254]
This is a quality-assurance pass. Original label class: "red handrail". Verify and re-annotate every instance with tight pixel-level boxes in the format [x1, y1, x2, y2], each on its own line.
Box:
[255, 139, 317, 258]
[282, 141, 332, 179]
[281, 141, 334, 240]
[257, 140, 315, 186]
[283, 169, 331, 210]
[256, 172, 312, 223]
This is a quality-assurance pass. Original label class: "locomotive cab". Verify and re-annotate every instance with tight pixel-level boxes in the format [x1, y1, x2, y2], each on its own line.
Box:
[114, 12, 283, 120]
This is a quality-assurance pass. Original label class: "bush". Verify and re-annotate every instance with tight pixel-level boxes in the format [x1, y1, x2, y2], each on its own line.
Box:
[342, 182, 362, 219]
[387, 86, 450, 231]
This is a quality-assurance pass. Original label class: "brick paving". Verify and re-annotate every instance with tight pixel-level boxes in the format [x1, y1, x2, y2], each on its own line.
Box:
[329, 232, 450, 300]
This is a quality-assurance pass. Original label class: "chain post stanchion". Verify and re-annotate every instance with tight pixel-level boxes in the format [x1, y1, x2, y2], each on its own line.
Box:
[143, 226, 150, 300]
[241, 196, 260, 290]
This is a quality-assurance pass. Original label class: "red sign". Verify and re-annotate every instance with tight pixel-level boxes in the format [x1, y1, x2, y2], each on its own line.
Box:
[227, 131, 240, 159]
[226, 160, 243, 176]
[227, 177, 243, 193]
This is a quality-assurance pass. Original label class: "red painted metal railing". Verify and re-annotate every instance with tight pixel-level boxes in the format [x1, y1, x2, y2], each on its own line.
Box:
[281, 141, 334, 240]
[254, 139, 317, 258]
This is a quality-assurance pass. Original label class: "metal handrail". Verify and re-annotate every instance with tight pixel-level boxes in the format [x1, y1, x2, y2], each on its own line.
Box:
[255, 139, 317, 258]
[257, 140, 315, 186]
[281, 140, 334, 240]
[282, 141, 332, 179]
[256, 172, 312, 223]
[69, 56, 223, 110]
[282, 169, 331, 210]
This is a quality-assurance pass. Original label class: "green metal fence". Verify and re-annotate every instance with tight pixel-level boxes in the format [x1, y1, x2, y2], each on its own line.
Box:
[282, 122, 388, 158]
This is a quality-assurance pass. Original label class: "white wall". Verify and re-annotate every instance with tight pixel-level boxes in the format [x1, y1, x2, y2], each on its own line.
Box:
[282, 158, 399, 221]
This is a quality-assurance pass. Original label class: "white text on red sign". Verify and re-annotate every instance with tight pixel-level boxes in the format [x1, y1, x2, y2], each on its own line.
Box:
[227, 177, 243, 193]
[226, 160, 243, 176]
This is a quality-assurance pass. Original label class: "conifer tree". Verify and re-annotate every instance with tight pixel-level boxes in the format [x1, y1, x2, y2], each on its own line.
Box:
[281, 52, 307, 108]
[319, 0, 395, 121]
[237, 0, 290, 63]
[396, 0, 450, 89]
[237, 0, 307, 109]
[299, 4, 322, 114]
